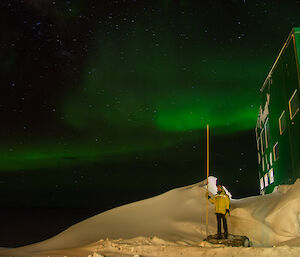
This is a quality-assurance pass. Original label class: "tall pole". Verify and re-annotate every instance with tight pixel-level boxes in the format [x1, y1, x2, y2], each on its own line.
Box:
[206, 124, 210, 238]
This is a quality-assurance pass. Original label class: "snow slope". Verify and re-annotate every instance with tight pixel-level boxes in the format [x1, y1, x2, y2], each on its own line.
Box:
[1, 177, 300, 257]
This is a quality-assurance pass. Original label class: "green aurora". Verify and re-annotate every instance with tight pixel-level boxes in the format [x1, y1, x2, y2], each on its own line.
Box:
[1, 1, 282, 172]
[62, 33, 264, 134]
[2, 32, 269, 172]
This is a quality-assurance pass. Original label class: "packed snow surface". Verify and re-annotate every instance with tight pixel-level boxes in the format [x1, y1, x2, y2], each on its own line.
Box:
[1, 177, 300, 257]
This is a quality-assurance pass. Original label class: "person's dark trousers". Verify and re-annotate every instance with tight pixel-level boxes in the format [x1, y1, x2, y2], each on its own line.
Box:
[216, 213, 228, 238]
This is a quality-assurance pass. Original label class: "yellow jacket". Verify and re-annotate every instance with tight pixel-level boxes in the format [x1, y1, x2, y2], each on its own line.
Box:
[208, 187, 230, 215]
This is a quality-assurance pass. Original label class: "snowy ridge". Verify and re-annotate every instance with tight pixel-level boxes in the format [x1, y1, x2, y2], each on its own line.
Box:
[1, 177, 300, 257]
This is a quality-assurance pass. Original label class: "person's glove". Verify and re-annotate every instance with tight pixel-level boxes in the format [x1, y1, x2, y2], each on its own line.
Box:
[225, 209, 230, 218]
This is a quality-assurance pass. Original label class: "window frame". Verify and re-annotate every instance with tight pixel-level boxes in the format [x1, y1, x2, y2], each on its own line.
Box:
[265, 155, 269, 170]
[279, 110, 286, 135]
[269, 168, 274, 184]
[260, 177, 264, 190]
[273, 142, 279, 162]
[257, 138, 260, 152]
[288, 89, 299, 120]
[264, 173, 269, 187]
[264, 118, 270, 149]
[260, 128, 265, 154]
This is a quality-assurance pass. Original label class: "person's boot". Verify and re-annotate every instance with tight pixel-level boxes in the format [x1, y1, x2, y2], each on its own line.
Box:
[224, 233, 228, 239]
[216, 234, 222, 240]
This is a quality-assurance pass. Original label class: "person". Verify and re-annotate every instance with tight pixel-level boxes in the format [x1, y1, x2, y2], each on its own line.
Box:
[207, 185, 230, 239]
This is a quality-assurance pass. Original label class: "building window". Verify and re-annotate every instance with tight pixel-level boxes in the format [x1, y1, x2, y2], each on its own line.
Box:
[264, 173, 269, 187]
[257, 138, 260, 152]
[289, 89, 299, 120]
[265, 118, 270, 149]
[260, 129, 265, 154]
[273, 142, 279, 161]
[270, 152, 273, 166]
[269, 168, 274, 184]
[258, 152, 261, 164]
[265, 155, 269, 170]
[279, 111, 286, 135]
[260, 177, 264, 190]
[262, 157, 265, 171]
[255, 126, 259, 142]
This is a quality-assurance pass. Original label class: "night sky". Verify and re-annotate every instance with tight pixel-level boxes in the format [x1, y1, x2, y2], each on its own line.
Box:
[1, 0, 300, 247]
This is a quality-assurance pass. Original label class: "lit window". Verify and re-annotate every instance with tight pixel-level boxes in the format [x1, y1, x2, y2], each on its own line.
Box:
[279, 111, 286, 135]
[264, 173, 269, 187]
[260, 129, 265, 154]
[260, 177, 264, 190]
[273, 142, 279, 161]
[265, 118, 270, 149]
[255, 126, 259, 142]
[266, 155, 269, 170]
[270, 152, 273, 166]
[269, 168, 274, 184]
[289, 89, 299, 120]
[257, 138, 260, 152]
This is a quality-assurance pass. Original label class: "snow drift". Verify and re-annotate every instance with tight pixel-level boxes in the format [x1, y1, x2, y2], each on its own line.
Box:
[1, 177, 300, 257]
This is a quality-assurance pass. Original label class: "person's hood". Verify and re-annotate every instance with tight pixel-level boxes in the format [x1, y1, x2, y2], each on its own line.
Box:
[217, 186, 226, 195]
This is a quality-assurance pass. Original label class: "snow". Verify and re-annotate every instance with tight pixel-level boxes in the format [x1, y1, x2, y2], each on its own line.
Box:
[1, 176, 300, 257]
[258, 93, 270, 129]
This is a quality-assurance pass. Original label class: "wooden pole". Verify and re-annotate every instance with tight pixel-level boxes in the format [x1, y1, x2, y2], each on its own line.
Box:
[206, 124, 210, 238]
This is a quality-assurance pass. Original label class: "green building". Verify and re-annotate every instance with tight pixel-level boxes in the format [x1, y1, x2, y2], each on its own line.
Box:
[256, 28, 300, 194]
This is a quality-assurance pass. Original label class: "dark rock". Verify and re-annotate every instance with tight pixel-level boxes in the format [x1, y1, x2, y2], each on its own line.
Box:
[204, 234, 251, 247]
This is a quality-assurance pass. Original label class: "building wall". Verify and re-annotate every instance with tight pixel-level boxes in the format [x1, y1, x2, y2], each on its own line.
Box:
[256, 28, 300, 194]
